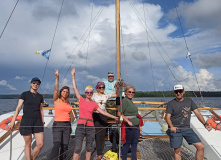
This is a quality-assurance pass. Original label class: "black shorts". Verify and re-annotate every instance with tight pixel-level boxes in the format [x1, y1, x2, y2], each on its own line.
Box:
[19, 118, 44, 136]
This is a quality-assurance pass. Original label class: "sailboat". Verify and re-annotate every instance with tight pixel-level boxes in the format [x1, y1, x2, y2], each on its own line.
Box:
[0, 0, 221, 160]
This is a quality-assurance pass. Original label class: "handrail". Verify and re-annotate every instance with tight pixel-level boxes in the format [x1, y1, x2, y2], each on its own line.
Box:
[0, 121, 20, 144]
[70, 101, 166, 105]
[43, 107, 220, 111]
[209, 110, 221, 121]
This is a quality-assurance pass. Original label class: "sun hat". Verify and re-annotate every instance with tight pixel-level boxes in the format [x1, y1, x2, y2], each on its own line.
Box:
[173, 84, 184, 90]
[31, 77, 41, 84]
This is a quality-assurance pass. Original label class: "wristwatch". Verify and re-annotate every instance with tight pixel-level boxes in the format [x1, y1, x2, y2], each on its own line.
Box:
[203, 122, 208, 126]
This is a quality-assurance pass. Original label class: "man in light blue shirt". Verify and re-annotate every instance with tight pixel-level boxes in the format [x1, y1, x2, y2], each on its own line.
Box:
[103, 72, 118, 115]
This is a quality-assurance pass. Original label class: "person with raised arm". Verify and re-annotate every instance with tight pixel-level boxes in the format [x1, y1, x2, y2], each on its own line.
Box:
[8, 77, 44, 160]
[49, 69, 72, 160]
[165, 84, 212, 160]
[71, 68, 119, 160]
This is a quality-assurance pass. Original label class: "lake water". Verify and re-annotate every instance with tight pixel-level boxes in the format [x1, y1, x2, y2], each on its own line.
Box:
[0, 97, 220, 116]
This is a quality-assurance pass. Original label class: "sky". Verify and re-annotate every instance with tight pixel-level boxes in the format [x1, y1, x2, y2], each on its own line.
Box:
[0, 0, 221, 95]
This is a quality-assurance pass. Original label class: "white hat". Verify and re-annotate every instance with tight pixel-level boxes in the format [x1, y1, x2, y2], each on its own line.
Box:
[174, 84, 184, 90]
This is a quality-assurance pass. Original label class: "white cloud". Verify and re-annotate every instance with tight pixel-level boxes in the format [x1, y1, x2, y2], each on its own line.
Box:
[14, 76, 26, 80]
[61, 78, 69, 87]
[0, 80, 17, 91]
[0, 0, 221, 93]
[173, 66, 219, 91]
[86, 75, 106, 84]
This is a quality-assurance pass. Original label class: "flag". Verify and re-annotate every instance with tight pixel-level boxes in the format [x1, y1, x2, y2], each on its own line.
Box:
[36, 49, 51, 60]
[186, 51, 191, 58]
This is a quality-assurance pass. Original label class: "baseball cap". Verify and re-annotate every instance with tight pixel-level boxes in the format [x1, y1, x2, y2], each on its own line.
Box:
[31, 77, 41, 84]
[173, 84, 184, 90]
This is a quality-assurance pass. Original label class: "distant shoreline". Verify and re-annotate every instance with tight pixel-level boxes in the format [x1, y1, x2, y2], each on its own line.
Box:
[1, 91, 221, 99]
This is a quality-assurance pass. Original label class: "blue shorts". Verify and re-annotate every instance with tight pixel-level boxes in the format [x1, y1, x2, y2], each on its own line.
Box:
[166, 128, 201, 148]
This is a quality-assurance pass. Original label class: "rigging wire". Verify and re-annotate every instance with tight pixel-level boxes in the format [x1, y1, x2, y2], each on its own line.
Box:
[0, 0, 20, 39]
[120, 20, 129, 83]
[128, 0, 199, 98]
[82, 1, 94, 90]
[142, 1, 156, 92]
[142, 1, 166, 100]
[42, 3, 107, 96]
[40, 0, 65, 92]
[60, 3, 105, 82]
[172, 0, 204, 104]
[127, 0, 180, 84]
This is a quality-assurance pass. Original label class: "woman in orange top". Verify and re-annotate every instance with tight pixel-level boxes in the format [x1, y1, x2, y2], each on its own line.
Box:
[49, 69, 72, 160]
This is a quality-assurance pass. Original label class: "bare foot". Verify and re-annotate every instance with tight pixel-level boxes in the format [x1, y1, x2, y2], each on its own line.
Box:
[96, 155, 102, 160]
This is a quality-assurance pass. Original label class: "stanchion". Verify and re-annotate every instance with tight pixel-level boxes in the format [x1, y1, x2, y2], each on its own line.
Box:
[10, 130, 12, 160]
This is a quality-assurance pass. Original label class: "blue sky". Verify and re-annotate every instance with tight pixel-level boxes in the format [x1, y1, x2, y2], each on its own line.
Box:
[0, 0, 221, 94]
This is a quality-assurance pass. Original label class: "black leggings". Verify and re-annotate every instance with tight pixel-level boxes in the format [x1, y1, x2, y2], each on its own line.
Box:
[49, 121, 71, 160]
[93, 112, 108, 155]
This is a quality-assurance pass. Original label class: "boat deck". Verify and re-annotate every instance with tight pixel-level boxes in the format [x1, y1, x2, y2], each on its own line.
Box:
[35, 137, 197, 160]
[35, 110, 197, 160]
[139, 138, 196, 160]
[2, 107, 216, 159]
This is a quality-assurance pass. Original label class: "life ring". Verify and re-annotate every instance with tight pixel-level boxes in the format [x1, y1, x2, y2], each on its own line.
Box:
[206, 116, 221, 130]
[0, 115, 22, 130]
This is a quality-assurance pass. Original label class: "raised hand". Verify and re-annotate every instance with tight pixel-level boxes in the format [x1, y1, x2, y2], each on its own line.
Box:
[54, 69, 59, 77]
[71, 68, 76, 77]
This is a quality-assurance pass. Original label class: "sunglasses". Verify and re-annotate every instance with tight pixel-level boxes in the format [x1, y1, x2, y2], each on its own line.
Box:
[128, 91, 135, 94]
[32, 82, 40, 85]
[98, 87, 105, 89]
[174, 90, 184, 94]
[108, 72, 114, 74]
[85, 91, 93, 94]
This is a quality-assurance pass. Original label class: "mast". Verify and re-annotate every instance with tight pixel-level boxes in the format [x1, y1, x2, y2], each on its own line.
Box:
[116, 0, 120, 79]
[116, 1, 122, 159]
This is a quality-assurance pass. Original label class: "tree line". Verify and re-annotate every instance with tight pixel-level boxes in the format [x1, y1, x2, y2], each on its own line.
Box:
[134, 91, 221, 98]
[1, 91, 221, 99]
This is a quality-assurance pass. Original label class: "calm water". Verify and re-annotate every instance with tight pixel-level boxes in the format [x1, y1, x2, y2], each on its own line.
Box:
[0, 97, 220, 115]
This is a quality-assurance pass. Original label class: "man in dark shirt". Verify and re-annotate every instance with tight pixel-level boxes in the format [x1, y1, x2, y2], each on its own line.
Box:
[165, 84, 212, 160]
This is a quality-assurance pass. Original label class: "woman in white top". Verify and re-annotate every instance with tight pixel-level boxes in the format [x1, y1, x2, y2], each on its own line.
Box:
[92, 82, 119, 159]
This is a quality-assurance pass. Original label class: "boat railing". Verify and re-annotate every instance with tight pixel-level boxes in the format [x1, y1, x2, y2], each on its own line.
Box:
[0, 121, 20, 144]
[42, 102, 220, 127]
[1, 102, 219, 144]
